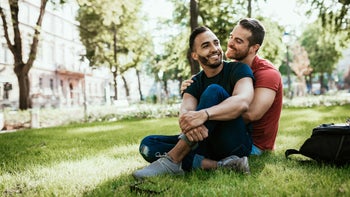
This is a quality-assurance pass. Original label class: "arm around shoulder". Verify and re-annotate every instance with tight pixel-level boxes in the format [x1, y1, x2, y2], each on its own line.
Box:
[243, 87, 276, 122]
[206, 77, 254, 121]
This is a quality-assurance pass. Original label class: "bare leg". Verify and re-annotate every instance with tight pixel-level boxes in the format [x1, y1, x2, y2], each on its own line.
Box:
[132, 139, 192, 179]
[167, 139, 191, 163]
[201, 158, 218, 169]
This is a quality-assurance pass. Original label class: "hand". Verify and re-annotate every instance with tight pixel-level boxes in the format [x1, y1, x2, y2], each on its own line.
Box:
[185, 125, 208, 142]
[180, 79, 194, 94]
[179, 110, 207, 132]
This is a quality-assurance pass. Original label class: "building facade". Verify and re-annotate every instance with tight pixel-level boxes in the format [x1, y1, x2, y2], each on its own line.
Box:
[0, 0, 111, 109]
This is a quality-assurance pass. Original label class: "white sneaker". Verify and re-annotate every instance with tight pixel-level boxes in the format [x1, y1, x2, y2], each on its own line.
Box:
[133, 154, 184, 180]
[217, 155, 250, 174]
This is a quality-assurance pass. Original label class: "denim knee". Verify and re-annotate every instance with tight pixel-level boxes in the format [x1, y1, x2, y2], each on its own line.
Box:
[197, 84, 230, 110]
[139, 138, 154, 163]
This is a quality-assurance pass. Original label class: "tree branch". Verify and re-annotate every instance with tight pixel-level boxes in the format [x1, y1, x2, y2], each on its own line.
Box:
[26, 0, 48, 72]
[0, 3, 15, 55]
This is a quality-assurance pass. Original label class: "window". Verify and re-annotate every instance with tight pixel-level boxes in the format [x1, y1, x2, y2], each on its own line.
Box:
[0, 43, 5, 63]
[50, 78, 54, 90]
[39, 77, 43, 89]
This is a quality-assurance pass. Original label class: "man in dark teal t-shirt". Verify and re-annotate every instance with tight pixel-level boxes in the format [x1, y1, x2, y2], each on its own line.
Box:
[186, 61, 254, 100]
[133, 26, 254, 180]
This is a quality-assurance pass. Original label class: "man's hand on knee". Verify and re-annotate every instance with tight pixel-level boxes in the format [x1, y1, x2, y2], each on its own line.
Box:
[179, 111, 208, 132]
[185, 125, 208, 142]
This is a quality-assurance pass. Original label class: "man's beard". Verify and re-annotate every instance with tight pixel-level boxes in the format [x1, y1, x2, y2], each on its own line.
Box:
[226, 46, 249, 61]
[197, 52, 222, 69]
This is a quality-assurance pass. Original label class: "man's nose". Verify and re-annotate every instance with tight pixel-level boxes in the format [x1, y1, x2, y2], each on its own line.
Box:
[227, 38, 234, 46]
[209, 44, 219, 52]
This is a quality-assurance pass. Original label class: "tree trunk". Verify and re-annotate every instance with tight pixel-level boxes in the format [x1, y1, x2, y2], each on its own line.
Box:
[319, 73, 325, 94]
[163, 80, 169, 99]
[190, 0, 199, 32]
[121, 75, 130, 98]
[112, 71, 118, 100]
[112, 25, 119, 100]
[247, 0, 252, 17]
[15, 64, 31, 109]
[178, 77, 183, 96]
[1, 0, 48, 110]
[188, 0, 200, 75]
[136, 69, 143, 101]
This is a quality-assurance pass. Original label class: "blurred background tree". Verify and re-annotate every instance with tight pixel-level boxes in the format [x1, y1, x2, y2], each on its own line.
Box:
[0, 0, 67, 110]
[76, 0, 152, 101]
[72, 0, 350, 100]
[300, 19, 345, 94]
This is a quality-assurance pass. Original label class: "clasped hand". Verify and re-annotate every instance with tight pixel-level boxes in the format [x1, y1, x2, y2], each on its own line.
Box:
[179, 111, 208, 142]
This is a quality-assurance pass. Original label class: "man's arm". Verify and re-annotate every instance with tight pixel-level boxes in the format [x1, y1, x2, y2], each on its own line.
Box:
[180, 93, 209, 142]
[179, 77, 254, 132]
[205, 77, 254, 121]
[242, 87, 276, 123]
[179, 93, 197, 115]
[180, 79, 194, 95]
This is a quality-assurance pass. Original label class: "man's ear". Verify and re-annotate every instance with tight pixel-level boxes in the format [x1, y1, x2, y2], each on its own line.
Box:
[251, 44, 260, 53]
[191, 52, 198, 61]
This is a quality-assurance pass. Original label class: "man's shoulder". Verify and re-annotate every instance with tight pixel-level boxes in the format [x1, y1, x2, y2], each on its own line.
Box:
[255, 66, 281, 81]
[253, 56, 276, 69]
[223, 61, 251, 72]
[224, 60, 248, 67]
[192, 70, 204, 79]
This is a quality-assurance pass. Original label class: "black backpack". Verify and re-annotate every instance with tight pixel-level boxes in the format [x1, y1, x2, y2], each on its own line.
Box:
[285, 123, 350, 165]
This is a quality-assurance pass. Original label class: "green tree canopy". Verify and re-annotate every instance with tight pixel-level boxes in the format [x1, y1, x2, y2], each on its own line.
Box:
[161, 0, 284, 80]
[305, 0, 350, 39]
[76, 0, 151, 100]
[300, 19, 344, 91]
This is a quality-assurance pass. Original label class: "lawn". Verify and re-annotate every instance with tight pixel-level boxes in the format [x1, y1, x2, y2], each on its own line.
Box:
[0, 104, 350, 196]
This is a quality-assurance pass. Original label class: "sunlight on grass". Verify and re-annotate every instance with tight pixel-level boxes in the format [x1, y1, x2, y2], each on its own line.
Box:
[276, 135, 304, 151]
[1, 105, 350, 196]
[0, 144, 145, 196]
[68, 125, 125, 134]
[278, 123, 308, 134]
[281, 108, 325, 124]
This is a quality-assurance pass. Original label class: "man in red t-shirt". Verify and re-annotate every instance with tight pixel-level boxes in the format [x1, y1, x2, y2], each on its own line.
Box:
[225, 18, 283, 153]
[182, 18, 283, 155]
[244, 56, 282, 151]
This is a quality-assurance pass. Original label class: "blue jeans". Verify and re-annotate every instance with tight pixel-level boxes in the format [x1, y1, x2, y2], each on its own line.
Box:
[138, 84, 252, 171]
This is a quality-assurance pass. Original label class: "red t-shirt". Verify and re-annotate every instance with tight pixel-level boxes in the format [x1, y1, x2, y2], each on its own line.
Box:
[250, 56, 283, 150]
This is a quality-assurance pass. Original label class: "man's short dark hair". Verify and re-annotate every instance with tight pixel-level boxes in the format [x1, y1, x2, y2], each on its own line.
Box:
[239, 18, 265, 47]
[189, 26, 210, 52]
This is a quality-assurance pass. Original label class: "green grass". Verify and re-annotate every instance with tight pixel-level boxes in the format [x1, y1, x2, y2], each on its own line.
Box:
[1, 105, 350, 196]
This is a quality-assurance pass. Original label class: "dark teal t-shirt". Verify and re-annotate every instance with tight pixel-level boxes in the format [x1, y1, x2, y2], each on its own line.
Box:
[185, 61, 254, 100]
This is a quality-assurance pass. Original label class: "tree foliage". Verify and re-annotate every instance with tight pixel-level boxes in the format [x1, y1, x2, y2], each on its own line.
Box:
[304, 0, 350, 39]
[76, 0, 151, 100]
[256, 17, 285, 66]
[300, 20, 344, 91]
[163, 0, 284, 80]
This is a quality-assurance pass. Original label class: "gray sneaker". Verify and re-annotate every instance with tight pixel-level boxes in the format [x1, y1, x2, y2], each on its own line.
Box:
[133, 154, 184, 180]
[217, 155, 250, 174]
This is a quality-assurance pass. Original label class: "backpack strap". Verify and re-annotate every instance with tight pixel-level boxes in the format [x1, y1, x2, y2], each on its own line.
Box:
[285, 149, 301, 158]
